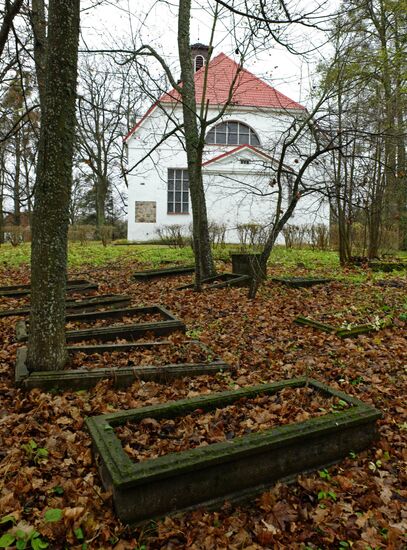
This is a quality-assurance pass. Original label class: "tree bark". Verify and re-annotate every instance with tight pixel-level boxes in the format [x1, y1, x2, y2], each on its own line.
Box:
[31, 0, 47, 109]
[0, 0, 24, 59]
[178, 0, 215, 283]
[27, 0, 80, 371]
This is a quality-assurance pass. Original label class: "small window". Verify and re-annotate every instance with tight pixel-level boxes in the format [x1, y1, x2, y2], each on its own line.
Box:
[205, 121, 261, 146]
[195, 55, 204, 72]
[168, 169, 189, 214]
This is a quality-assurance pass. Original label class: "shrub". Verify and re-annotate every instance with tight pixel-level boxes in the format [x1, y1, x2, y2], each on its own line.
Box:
[282, 224, 307, 249]
[99, 225, 114, 247]
[68, 225, 95, 244]
[3, 225, 25, 246]
[236, 223, 266, 250]
[156, 224, 187, 248]
[308, 224, 330, 250]
[208, 221, 227, 247]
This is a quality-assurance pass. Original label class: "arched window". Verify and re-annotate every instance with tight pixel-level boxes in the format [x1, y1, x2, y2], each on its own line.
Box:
[205, 121, 260, 146]
[194, 55, 204, 72]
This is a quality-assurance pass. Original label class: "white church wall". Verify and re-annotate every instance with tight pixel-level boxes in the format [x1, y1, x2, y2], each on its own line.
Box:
[126, 103, 329, 243]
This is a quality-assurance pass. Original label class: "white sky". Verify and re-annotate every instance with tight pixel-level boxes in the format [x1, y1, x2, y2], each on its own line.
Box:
[81, 0, 335, 108]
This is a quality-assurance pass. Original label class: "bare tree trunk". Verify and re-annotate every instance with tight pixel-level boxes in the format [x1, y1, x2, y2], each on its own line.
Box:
[178, 0, 215, 283]
[95, 174, 108, 235]
[13, 127, 21, 225]
[0, 0, 24, 58]
[30, 0, 47, 109]
[27, 0, 80, 371]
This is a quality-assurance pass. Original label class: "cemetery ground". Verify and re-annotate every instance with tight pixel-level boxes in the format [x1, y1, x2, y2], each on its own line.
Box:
[0, 243, 406, 550]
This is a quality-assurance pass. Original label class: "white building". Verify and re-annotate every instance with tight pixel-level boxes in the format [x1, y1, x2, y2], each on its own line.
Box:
[125, 46, 329, 243]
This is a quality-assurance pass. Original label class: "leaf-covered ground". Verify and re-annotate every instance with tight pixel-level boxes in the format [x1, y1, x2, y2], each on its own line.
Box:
[0, 251, 406, 549]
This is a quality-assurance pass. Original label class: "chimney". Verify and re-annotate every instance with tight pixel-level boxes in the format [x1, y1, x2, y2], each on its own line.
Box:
[190, 43, 209, 72]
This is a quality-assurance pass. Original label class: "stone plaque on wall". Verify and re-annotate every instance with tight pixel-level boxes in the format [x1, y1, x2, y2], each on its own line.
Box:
[135, 201, 156, 223]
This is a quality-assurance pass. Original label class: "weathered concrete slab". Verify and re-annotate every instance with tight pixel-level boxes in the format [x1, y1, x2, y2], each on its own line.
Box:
[15, 340, 232, 390]
[0, 294, 131, 318]
[271, 277, 332, 288]
[0, 279, 98, 297]
[86, 377, 380, 524]
[177, 273, 250, 290]
[294, 315, 393, 338]
[132, 266, 195, 280]
[16, 305, 185, 343]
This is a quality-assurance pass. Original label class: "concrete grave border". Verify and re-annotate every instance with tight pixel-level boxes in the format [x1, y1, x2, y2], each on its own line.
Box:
[132, 266, 195, 280]
[176, 272, 250, 290]
[15, 340, 232, 390]
[0, 294, 131, 318]
[16, 305, 185, 343]
[86, 377, 381, 524]
[294, 315, 393, 338]
[271, 277, 332, 288]
[0, 279, 98, 297]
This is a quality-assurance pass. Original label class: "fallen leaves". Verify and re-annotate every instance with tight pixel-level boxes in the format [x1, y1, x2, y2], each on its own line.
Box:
[0, 260, 405, 548]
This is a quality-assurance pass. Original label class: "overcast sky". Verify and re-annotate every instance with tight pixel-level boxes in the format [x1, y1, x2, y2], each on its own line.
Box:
[81, 0, 335, 108]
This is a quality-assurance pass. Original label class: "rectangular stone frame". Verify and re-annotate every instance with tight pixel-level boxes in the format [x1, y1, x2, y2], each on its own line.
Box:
[0, 279, 98, 297]
[86, 377, 381, 525]
[15, 305, 185, 343]
[0, 294, 131, 318]
[177, 272, 250, 290]
[369, 261, 407, 272]
[271, 277, 332, 288]
[15, 340, 233, 390]
[132, 266, 195, 280]
[294, 315, 393, 338]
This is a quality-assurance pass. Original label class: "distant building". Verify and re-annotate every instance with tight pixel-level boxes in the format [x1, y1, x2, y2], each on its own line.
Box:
[125, 47, 329, 243]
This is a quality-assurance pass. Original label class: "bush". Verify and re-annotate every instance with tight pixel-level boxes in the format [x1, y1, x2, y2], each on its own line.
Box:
[308, 224, 330, 251]
[282, 225, 307, 249]
[283, 224, 330, 250]
[68, 225, 95, 244]
[208, 221, 227, 247]
[99, 225, 114, 247]
[156, 224, 188, 248]
[3, 225, 27, 246]
[236, 223, 266, 250]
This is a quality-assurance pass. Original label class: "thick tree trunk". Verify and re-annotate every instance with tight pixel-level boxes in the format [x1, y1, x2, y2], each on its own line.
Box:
[178, 0, 215, 283]
[27, 0, 80, 371]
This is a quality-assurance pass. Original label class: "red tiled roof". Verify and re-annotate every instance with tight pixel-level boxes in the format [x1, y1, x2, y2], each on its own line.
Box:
[124, 53, 305, 142]
[161, 53, 305, 111]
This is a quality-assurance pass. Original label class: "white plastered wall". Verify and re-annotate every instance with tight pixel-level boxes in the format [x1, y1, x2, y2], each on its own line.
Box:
[126, 104, 329, 243]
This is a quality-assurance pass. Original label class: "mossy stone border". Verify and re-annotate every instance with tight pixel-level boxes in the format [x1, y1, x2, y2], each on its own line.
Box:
[86, 377, 380, 524]
[132, 266, 195, 280]
[15, 340, 232, 390]
[0, 279, 98, 297]
[294, 315, 393, 338]
[271, 277, 332, 288]
[176, 272, 250, 290]
[16, 305, 185, 343]
[0, 294, 131, 318]
[368, 261, 407, 272]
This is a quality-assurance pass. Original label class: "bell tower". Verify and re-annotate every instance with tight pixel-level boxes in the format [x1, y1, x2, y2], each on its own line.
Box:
[190, 43, 209, 72]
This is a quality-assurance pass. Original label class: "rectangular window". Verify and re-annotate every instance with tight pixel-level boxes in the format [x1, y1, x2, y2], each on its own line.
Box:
[168, 169, 189, 214]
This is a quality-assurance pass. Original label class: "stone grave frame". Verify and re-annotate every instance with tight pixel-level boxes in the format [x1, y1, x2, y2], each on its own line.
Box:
[177, 273, 250, 291]
[0, 294, 131, 318]
[16, 305, 185, 343]
[15, 340, 233, 390]
[86, 377, 380, 524]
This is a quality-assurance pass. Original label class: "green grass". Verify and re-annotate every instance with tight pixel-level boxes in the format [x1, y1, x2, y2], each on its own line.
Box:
[0, 242, 405, 281]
